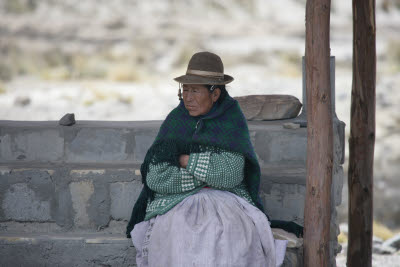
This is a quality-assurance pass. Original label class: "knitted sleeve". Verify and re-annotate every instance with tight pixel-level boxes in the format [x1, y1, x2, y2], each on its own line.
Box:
[186, 147, 245, 189]
[146, 162, 205, 194]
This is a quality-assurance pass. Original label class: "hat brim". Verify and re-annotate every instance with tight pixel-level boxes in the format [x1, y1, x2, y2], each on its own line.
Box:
[174, 74, 234, 85]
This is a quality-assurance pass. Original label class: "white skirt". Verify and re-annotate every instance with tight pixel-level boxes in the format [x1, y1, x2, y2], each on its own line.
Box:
[131, 188, 287, 267]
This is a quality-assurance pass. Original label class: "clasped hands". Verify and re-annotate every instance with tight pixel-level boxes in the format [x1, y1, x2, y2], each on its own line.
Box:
[179, 154, 190, 168]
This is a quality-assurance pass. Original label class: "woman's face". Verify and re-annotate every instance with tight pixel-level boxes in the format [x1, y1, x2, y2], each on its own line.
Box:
[182, 84, 220, 117]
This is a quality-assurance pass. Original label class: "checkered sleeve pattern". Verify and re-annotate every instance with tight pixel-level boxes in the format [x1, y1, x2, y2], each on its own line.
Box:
[187, 146, 245, 189]
[187, 151, 211, 182]
[146, 162, 204, 194]
[181, 167, 203, 191]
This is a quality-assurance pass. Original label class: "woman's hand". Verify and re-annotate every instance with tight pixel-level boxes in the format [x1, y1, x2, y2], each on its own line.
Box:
[179, 154, 190, 168]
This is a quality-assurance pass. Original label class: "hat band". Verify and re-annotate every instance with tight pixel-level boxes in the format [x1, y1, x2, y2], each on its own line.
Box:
[186, 69, 224, 78]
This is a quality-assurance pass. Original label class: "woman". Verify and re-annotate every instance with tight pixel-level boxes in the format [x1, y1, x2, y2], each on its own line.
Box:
[126, 52, 287, 266]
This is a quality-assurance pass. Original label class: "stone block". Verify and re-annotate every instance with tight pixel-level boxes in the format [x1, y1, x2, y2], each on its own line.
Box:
[54, 183, 75, 230]
[331, 166, 344, 207]
[0, 168, 55, 186]
[262, 183, 305, 226]
[282, 192, 305, 222]
[255, 130, 307, 165]
[110, 181, 143, 221]
[66, 129, 129, 163]
[2, 183, 52, 221]
[88, 182, 110, 228]
[329, 218, 340, 242]
[134, 134, 156, 162]
[69, 181, 94, 227]
[333, 120, 346, 164]
[0, 130, 63, 162]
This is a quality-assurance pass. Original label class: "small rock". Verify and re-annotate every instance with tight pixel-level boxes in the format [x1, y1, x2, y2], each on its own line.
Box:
[234, 95, 302, 121]
[373, 244, 396, 255]
[283, 122, 300, 129]
[383, 233, 400, 250]
[373, 235, 384, 245]
[17, 154, 26, 160]
[297, 121, 307, 128]
[104, 18, 126, 30]
[14, 96, 31, 106]
[341, 244, 348, 254]
[335, 243, 343, 255]
[59, 113, 76, 126]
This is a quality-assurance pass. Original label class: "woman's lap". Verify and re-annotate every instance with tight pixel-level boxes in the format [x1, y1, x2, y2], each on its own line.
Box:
[131, 189, 285, 267]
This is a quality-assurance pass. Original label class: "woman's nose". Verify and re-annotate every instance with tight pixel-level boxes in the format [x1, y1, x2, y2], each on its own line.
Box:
[186, 92, 194, 101]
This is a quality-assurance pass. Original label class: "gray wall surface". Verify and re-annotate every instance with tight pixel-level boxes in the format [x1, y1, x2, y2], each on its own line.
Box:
[0, 119, 345, 267]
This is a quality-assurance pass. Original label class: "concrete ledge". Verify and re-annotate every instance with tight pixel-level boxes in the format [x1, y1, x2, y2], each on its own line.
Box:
[0, 232, 303, 267]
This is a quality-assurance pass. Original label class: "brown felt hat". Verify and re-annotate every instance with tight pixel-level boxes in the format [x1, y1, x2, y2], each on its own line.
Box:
[174, 52, 234, 85]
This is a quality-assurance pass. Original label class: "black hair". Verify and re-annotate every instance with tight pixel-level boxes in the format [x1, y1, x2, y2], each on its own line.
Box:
[205, 84, 227, 104]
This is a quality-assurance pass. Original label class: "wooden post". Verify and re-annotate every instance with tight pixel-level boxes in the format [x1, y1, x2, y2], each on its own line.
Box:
[303, 0, 333, 266]
[347, 0, 376, 266]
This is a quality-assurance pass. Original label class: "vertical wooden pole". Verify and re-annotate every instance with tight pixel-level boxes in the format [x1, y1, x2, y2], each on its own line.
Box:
[347, 0, 376, 266]
[304, 0, 333, 266]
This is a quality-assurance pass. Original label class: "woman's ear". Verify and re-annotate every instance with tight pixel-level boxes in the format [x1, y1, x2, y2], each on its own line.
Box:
[212, 88, 221, 103]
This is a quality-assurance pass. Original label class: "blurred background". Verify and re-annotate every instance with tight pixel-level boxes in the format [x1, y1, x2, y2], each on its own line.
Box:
[0, 0, 399, 249]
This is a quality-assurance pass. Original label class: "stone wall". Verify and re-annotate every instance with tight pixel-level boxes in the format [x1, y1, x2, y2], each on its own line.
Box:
[0, 118, 345, 266]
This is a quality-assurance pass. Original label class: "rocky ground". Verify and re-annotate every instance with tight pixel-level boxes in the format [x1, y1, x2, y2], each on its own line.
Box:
[335, 223, 400, 266]
[0, 0, 400, 264]
[336, 253, 400, 267]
